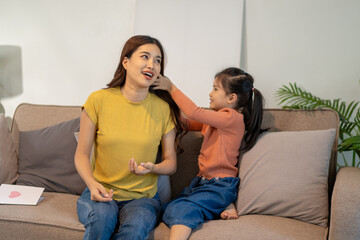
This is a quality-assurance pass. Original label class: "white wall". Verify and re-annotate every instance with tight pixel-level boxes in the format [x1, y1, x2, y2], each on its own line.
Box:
[1, 0, 359, 119]
[1, 0, 359, 166]
[0, 0, 136, 117]
[244, 0, 360, 107]
[134, 0, 243, 108]
[244, 0, 360, 166]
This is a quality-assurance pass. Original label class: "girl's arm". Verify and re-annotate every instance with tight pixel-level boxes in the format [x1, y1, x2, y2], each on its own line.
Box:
[154, 75, 240, 129]
[74, 110, 113, 202]
[129, 128, 177, 175]
[181, 114, 203, 131]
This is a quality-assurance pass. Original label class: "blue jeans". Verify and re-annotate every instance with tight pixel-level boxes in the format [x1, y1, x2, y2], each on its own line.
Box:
[77, 188, 161, 240]
[162, 176, 239, 229]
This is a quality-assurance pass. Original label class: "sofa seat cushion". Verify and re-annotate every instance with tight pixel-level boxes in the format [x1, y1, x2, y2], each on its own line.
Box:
[152, 215, 327, 240]
[0, 192, 84, 239]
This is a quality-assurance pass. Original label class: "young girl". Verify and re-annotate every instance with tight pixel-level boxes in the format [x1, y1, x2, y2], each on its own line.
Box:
[75, 35, 185, 240]
[153, 67, 264, 240]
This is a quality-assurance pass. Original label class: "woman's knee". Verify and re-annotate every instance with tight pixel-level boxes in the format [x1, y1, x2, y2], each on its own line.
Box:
[93, 201, 118, 223]
[118, 198, 160, 233]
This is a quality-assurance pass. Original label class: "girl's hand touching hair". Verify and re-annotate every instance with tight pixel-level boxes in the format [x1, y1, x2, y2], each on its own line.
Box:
[129, 158, 154, 175]
[152, 74, 177, 94]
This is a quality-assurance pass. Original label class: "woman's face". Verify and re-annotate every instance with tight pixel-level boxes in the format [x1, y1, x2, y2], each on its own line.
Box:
[122, 43, 162, 89]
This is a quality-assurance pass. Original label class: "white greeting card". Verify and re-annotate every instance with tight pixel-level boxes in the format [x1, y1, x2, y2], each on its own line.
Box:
[0, 184, 44, 205]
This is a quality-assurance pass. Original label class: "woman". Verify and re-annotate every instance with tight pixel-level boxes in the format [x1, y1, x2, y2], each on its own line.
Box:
[75, 35, 185, 240]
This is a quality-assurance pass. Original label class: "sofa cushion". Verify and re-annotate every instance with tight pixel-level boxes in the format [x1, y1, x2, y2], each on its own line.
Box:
[152, 215, 327, 240]
[0, 114, 18, 184]
[16, 118, 86, 195]
[0, 192, 84, 239]
[236, 129, 336, 228]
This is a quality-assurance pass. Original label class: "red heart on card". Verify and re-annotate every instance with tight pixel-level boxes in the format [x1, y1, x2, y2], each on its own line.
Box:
[9, 191, 21, 198]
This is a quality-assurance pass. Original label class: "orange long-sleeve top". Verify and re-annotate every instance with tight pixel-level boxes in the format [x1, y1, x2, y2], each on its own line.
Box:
[172, 89, 245, 179]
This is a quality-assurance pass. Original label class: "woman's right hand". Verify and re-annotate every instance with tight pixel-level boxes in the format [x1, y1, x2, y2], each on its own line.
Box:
[153, 74, 177, 94]
[88, 181, 113, 202]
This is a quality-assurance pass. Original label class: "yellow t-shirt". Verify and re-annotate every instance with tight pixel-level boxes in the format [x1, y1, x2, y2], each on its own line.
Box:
[83, 87, 175, 201]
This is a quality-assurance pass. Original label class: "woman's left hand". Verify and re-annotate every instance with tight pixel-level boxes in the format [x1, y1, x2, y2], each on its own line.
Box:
[129, 158, 154, 175]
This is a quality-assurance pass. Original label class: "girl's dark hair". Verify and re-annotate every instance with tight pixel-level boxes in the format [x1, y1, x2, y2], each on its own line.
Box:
[107, 35, 187, 153]
[215, 67, 265, 153]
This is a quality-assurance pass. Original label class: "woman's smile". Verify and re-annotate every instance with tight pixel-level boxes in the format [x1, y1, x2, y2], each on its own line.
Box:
[142, 70, 154, 80]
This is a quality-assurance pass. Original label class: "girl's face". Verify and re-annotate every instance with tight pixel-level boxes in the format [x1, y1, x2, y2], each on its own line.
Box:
[209, 78, 233, 111]
[122, 43, 162, 89]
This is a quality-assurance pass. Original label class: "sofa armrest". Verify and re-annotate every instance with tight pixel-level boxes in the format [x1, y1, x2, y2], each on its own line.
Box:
[329, 167, 360, 240]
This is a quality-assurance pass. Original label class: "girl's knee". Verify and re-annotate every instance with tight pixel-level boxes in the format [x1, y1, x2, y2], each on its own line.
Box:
[163, 202, 184, 223]
[162, 201, 205, 229]
[163, 202, 177, 218]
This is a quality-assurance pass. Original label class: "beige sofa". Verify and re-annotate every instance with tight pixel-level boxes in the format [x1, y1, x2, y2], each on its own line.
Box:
[0, 103, 359, 240]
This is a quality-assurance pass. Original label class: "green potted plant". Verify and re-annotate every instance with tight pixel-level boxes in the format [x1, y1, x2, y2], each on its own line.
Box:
[276, 82, 360, 167]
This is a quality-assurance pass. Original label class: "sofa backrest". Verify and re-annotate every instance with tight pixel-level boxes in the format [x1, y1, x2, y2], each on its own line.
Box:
[11, 103, 82, 155]
[171, 108, 339, 199]
[11, 104, 339, 199]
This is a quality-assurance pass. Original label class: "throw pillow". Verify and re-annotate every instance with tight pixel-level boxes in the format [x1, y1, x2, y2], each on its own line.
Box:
[236, 129, 336, 228]
[0, 114, 18, 184]
[74, 132, 171, 204]
[16, 118, 86, 195]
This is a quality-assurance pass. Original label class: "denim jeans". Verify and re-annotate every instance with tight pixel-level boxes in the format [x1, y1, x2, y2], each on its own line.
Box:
[162, 176, 239, 229]
[77, 188, 161, 240]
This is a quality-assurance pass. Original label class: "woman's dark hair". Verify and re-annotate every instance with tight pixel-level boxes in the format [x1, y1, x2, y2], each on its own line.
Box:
[215, 67, 265, 153]
[107, 35, 187, 153]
